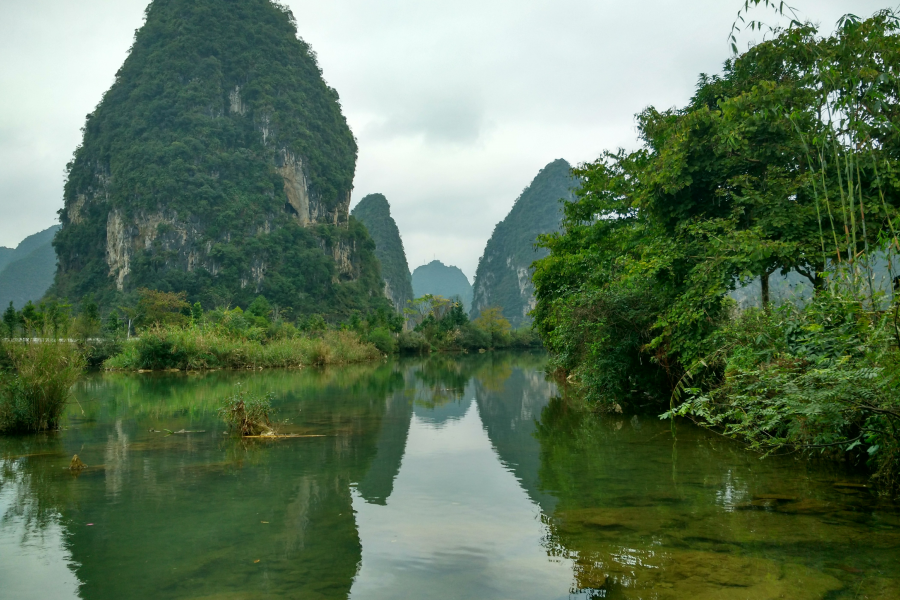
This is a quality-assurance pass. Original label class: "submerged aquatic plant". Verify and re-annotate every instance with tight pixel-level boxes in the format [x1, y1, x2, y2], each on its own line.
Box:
[218, 389, 274, 437]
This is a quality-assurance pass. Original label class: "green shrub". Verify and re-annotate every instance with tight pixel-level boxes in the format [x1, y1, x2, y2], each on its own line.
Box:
[398, 331, 431, 354]
[457, 323, 490, 351]
[509, 329, 542, 349]
[79, 337, 124, 369]
[367, 327, 397, 354]
[668, 291, 900, 488]
[105, 325, 381, 371]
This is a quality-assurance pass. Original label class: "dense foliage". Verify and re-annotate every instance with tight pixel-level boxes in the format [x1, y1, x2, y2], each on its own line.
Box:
[470, 159, 576, 327]
[396, 295, 540, 353]
[533, 10, 900, 487]
[103, 291, 383, 370]
[351, 193, 415, 312]
[51, 0, 388, 320]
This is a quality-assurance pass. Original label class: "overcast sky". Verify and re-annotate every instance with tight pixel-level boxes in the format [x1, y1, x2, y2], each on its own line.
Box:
[0, 0, 890, 280]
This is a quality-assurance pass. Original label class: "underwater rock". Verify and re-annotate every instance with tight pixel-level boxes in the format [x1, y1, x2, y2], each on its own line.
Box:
[634, 551, 843, 600]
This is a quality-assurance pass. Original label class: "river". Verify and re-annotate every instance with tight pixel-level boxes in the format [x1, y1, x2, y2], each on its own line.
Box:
[0, 351, 897, 599]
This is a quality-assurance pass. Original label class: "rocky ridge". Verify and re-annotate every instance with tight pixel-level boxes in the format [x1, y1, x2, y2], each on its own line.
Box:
[351, 194, 414, 312]
[470, 159, 577, 328]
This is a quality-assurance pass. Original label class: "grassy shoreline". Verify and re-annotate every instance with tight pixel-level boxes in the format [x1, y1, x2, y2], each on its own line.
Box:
[103, 325, 383, 372]
[0, 340, 84, 433]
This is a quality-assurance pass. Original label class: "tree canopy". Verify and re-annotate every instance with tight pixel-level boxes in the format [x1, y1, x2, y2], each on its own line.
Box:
[533, 11, 900, 405]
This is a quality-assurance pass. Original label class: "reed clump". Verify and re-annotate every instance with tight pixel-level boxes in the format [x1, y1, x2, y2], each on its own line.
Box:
[218, 389, 274, 436]
[0, 340, 84, 433]
[104, 324, 382, 371]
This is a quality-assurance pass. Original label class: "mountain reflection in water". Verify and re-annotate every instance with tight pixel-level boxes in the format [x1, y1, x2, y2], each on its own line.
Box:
[0, 351, 898, 600]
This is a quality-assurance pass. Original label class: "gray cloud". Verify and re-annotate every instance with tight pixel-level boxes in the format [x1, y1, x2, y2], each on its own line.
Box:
[0, 0, 887, 277]
[366, 91, 488, 145]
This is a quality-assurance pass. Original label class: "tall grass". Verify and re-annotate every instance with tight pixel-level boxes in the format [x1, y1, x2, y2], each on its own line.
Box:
[103, 325, 383, 371]
[0, 341, 84, 433]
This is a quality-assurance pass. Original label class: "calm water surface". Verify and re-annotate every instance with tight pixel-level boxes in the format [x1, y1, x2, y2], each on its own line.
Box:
[1, 352, 898, 599]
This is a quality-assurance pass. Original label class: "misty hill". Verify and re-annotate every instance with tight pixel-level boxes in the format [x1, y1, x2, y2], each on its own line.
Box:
[51, 0, 387, 318]
[351, 194, 414, 312]
[0, 248, 15, 273]
[412, 260, 473, 311]
[0, 225, 61, 310]
[470, 159, 577, 328]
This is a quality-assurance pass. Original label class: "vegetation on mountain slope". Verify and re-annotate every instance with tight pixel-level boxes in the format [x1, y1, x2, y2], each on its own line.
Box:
[470, 159, 577, 328]
[51, 0, 388, 320]
[0, 226, 60, 310]
[352, 194, 414, 312]
[412, 260, 473, 311]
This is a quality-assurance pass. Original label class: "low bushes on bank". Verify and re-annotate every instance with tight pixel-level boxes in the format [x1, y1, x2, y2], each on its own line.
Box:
[667, 291, 900, 489]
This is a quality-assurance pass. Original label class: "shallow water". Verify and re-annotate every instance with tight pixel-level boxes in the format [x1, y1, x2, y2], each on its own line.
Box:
[0, 351, 897, 599]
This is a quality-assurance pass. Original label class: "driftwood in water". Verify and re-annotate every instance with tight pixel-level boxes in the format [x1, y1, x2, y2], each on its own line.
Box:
[242, 434, 327, 439]
[149, 429, 206, 434]
[69, 455, 88, 471]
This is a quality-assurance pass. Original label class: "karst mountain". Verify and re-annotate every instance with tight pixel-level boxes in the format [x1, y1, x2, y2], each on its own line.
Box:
[470, 159, 577, 328]
[52, 0, 387, 317]
[411, 261, 473, 311]
[351, 194, 414, 312]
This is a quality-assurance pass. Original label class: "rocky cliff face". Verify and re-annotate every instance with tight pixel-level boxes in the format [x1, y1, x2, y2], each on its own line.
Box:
[351, 194, 414, 312]
[470, 159, 577, 328]
[52, 0, 384, 316]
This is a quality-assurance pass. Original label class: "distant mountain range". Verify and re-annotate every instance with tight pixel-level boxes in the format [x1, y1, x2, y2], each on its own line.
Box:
[0, 225, 60, 310]
[412, 260, 473, 311]
[470, 159, 577, 328]
[2, 156, 576, 324]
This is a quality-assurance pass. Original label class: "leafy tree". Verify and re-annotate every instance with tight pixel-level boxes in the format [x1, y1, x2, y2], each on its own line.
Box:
[473, 307, 512, 348]
[75, 296, 102, 340]
[137, 288, 190, 329]
[191, 302, 204, 324]
[247, 296, 272, 320]
[20, 302, 43, 336]
[2, 302, 16, 339]
[105, 310, 124, 335]
[533, 11, 900, 407]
